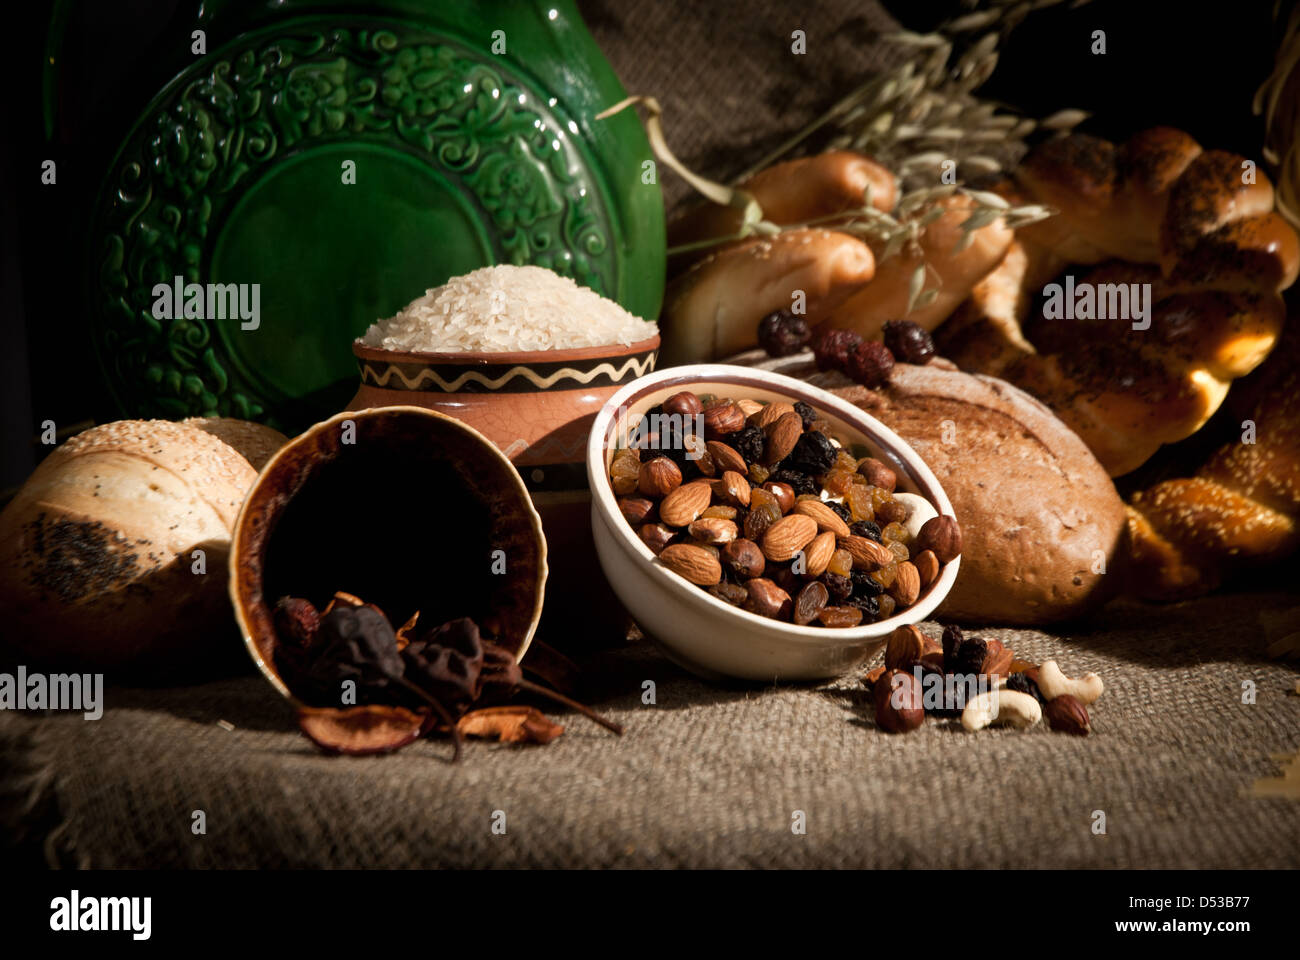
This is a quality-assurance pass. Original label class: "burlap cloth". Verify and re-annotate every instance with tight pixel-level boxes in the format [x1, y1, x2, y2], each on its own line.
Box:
[2, 1, 1298, 869]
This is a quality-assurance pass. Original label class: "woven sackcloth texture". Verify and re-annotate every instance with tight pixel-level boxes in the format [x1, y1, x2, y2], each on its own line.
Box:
[2, 0, 1298, 869]
[1, 594, 1298, 868]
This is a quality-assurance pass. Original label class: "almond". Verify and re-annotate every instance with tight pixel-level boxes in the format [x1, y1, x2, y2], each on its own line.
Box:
[761, 514, 819, 562]
[659, 481, 713, 527]
[762, 412, 804, 466]
[890, 561, 921, 607]
[981, 640, 1013, 678]
[706, 440, 747, 474]
[885, 624, 927, 671]
[717, 470, 751, 508]
[802, 531, 837, 577]
[837, 534, 894, 569]
[751, 401, 796, 430]
[793, 499, 851, 537]
[913, 548, 940, 588]
[688, 517, 738, 545]
[736, 398, 765, 419]
[659, 543, 722, 586]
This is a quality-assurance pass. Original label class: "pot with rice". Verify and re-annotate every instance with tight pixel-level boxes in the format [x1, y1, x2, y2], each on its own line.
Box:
[347, 264, 659, 647]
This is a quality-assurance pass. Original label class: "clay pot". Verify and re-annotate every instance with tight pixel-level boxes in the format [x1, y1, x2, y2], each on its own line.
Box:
[229, 406, 547, 699]
[347, 336, 659, 649]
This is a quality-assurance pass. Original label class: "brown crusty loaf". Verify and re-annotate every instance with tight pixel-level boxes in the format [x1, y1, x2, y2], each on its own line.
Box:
[938, 127, 1300, 476]
[0, 418, 285, 676]
[729, 349, 1129, 624]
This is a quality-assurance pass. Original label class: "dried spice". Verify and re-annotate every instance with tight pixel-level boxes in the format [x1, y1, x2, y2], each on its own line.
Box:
[277, 594, 620, 761]
[458, 706, 565, 745]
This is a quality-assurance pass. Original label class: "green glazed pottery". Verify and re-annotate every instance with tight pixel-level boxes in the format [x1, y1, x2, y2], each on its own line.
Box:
[85, 0, 665, 430]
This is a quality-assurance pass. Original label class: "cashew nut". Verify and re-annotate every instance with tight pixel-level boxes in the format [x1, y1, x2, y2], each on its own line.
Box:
[894, 492, 938, 542]
[961, 689, 1042, 732]
[1036, 660, 1104, 705]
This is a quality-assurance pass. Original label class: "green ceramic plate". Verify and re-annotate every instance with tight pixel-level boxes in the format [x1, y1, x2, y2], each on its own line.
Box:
[86, 0, 664, 431]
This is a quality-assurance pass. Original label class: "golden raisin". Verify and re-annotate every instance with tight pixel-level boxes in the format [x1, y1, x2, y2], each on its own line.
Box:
[887, 540, 910, 562]
[871, 487, 893, 512]
[817, 605, 864, 628]
[822, 468, 856, 496]
[846, 485, 875, 522]
[610, 453, 640, 495]
[873, 561, 898, 588]
[881, 522, 908, 543]
[827, 548, 853, 577]
[877, 594, 896, 619]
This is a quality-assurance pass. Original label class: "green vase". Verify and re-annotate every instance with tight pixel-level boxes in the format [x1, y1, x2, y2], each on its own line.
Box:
[82, 0, 664, 431]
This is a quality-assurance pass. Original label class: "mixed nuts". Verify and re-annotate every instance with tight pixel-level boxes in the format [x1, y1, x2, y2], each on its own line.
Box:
[609, 391, 960, 627]
[866, 623, 1105, 736]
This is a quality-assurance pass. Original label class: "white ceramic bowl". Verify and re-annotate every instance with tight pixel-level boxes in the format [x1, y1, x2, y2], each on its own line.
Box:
[586, 364, 960, 682]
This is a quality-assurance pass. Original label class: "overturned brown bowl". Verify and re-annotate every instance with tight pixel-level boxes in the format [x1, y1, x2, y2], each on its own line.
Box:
[229, 406, 547, 700]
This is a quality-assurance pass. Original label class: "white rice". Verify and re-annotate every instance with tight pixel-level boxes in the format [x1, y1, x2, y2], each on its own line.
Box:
[360, 265, 657, 352]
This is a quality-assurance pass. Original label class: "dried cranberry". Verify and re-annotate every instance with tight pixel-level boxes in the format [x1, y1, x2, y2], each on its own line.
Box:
[757, 310, 812, 357]
[793, 401, 817, 429]
[850, 519, 882, 542]
[822, 572, 853, 602]
[846, 340, 896, 388]
[729, 423, 765, 465]
[883, 319, 936, 365]
[811, 327, 862, 372]
[784, 430, 837, 475]
[766, 468, 817, 496]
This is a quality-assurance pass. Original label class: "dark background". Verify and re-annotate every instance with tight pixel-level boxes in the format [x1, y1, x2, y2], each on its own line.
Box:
[0, 0, 1287, 491]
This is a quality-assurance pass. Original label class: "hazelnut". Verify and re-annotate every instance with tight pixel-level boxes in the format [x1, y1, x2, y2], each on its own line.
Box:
[1043, 694, 1091, 736]
[703, 401, 746, 439]
[688, 517, 738, 545]
[638, 457, 682, 498]
[619, 496, 656, 526]
[875, 498, 908, 525]
[638, 522, 676, 555]
[857, 457, 897, 492]
[874, 669, 924, 733]
[916, 515, 962, 563]
[743, 578, 792, 620]
[761, 481, 796, 514]
[721, 538, 766, 579]
[662, 391, 703, 419]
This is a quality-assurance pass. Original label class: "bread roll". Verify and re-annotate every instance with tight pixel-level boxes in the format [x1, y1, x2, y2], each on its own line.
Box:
[0, 419, 284, 676]
[659, 228, 876, 365]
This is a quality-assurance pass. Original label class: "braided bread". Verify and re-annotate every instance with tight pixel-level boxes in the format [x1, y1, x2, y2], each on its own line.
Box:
[937, 128, 1300, 476]
[1126, 321, 1300, 600]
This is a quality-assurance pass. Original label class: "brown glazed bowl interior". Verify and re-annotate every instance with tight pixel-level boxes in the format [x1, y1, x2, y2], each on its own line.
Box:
[229, 405, 547, 700]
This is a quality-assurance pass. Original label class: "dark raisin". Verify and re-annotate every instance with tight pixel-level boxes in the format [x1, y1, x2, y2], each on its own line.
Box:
[708, 582, 749, 606]
[822, 572, 853, 602]
[766, 468, 817, 496]
[850, 519, 882, 542]
[1006, 672, 1045, 704]
[947, 635, 988, 678]
[851, 569, 884, 597]
[882, 319, 936, 365]
[729, 423, 765, 464]
[793, 400, 817, 429]
[941, 624, 964, 668]
[785, 430, 837, 475]
[811, 327, 862, 372]
[757, 310, 812, 357]
[845, 593, 880, 619]
[846, 340, 896, 388]
[794, 581, 829, 626]
[826, 500, 852, 525]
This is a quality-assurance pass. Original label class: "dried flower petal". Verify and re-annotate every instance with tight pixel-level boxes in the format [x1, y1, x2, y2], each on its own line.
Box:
[457, 706, 565, 745]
